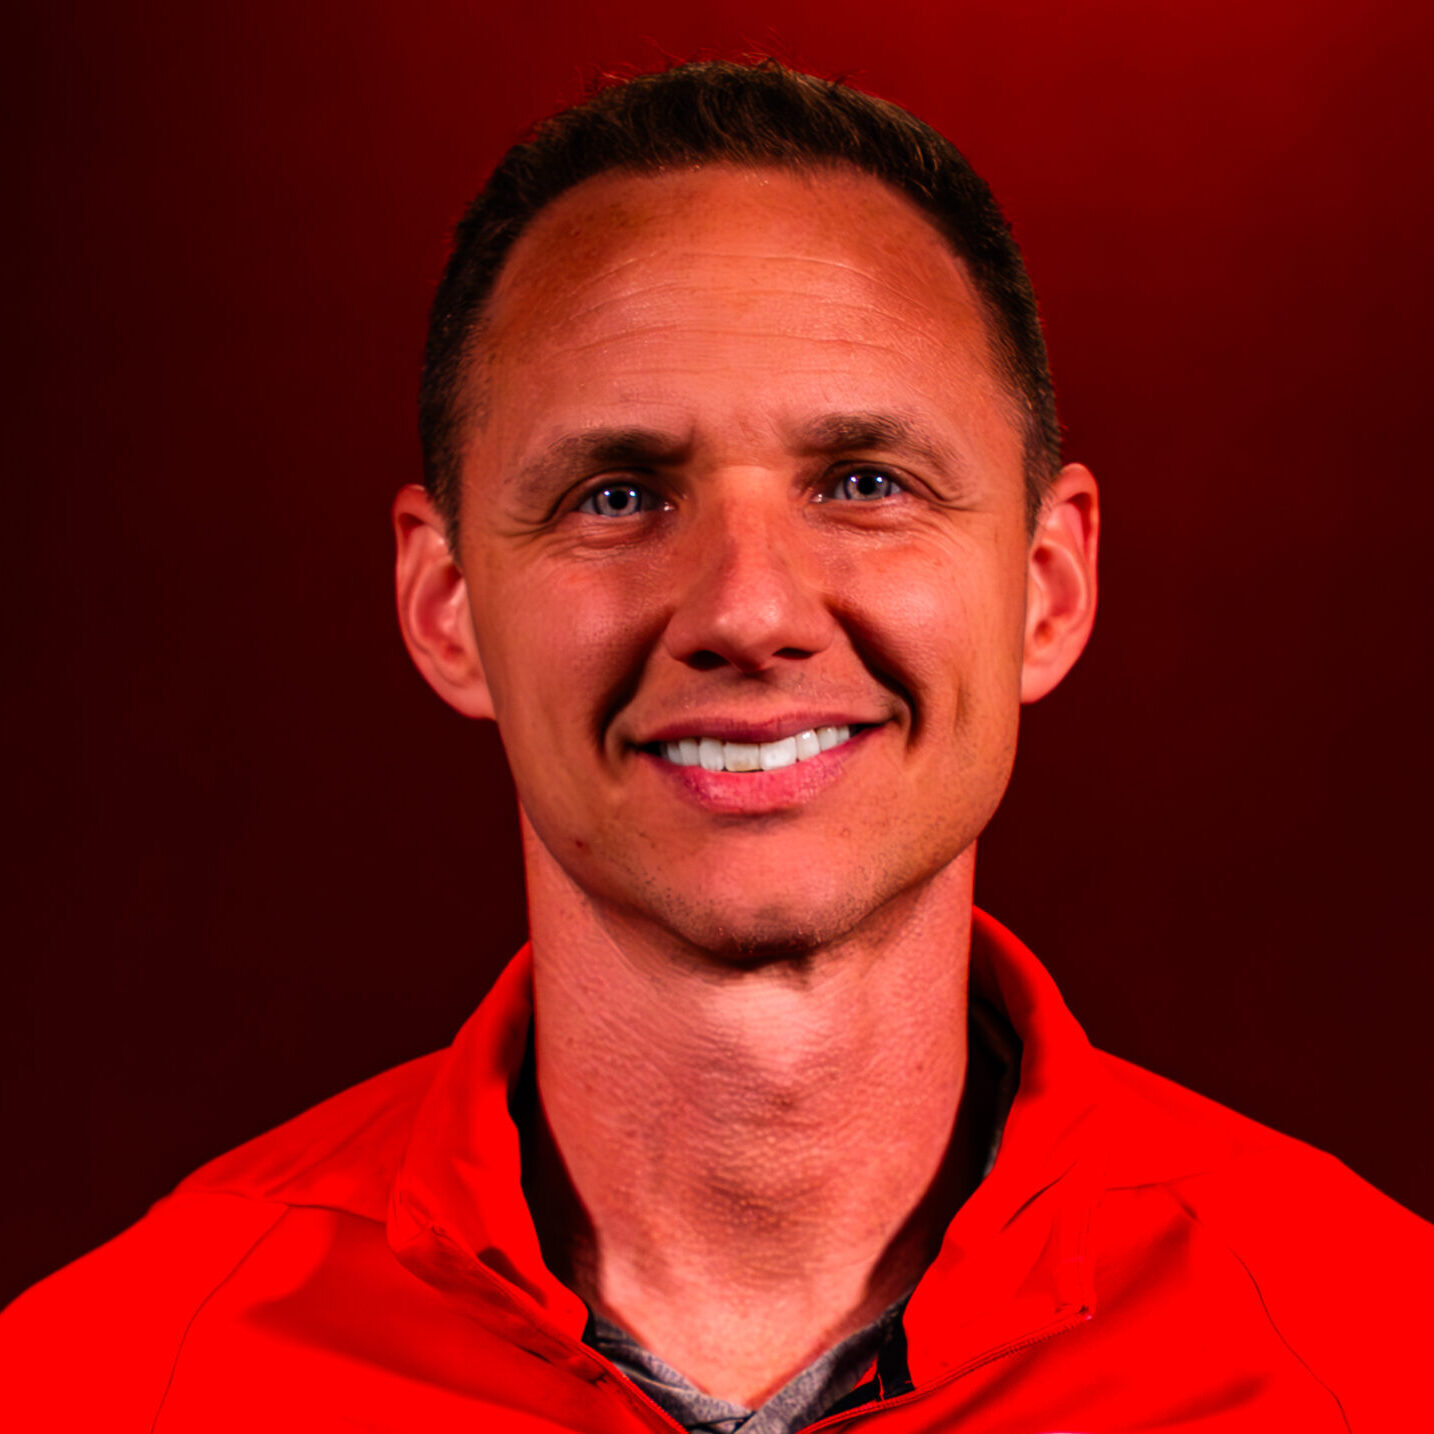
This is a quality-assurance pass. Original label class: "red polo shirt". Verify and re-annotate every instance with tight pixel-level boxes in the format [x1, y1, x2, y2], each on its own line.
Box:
[3, 911, 1428, 1430]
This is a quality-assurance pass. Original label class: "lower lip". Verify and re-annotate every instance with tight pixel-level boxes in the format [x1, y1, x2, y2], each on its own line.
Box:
[638, 726, 880, 814]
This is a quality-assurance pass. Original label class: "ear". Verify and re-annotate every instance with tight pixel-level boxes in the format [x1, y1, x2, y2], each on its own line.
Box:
[392, 485, 495, 720]
[1020, 463, 1100, 704]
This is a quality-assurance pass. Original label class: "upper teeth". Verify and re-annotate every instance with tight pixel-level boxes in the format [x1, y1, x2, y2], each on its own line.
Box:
[661, 726, 853, 773]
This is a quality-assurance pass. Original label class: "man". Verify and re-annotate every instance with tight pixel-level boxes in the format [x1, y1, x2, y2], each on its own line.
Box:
[3, 58, 1429, 1432]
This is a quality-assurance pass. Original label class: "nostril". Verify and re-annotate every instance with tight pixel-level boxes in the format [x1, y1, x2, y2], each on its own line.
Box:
[685, 651, 729, 671]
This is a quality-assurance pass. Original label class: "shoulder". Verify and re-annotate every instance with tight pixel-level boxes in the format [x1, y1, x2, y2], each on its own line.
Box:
[1093, 1047, 1430, 1244]
[173, 1049, 443, 1212]
[1091, 1050, 1432, 1425]
[0, 1192, 290, 1427]
[0, 1050, 446, 1428]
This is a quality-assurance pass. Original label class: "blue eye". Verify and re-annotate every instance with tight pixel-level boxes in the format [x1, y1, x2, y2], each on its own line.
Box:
[831, 468, 903, 501]
[579, 483, 659, 517]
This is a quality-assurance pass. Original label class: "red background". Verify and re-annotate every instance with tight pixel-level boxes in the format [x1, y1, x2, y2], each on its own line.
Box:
[10, 0, 1433, 1303]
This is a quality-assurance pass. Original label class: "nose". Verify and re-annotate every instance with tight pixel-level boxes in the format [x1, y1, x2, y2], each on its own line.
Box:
[661, 481, 837, 673]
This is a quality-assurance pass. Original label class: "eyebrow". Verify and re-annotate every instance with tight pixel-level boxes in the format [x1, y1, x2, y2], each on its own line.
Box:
[791, 411, 965, 477]
[513, 427, 691, 507]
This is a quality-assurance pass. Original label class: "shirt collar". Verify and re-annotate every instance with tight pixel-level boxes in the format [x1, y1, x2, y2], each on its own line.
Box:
[900, 908, 1102, 1380]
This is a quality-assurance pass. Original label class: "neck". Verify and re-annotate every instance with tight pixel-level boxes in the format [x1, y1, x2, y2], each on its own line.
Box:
[522, 825, 977, 1406]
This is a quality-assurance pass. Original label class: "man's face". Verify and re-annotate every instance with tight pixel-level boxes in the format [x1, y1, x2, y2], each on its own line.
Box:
[451, 165, 1049, 956]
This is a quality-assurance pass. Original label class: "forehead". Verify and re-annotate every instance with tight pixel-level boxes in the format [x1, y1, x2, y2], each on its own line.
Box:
[474, 164, 1020, 467]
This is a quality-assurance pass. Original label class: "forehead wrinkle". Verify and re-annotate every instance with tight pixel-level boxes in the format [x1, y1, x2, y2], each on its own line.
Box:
[548, 330, 937, 364]
[520, 254, 974, 331]
[532, 303, 984, 361]
[497, 258, 992, 373]
[644, 250, 976, 314]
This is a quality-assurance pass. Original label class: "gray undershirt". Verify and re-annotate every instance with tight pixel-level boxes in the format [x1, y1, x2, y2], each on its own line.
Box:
[587, 1297, 908, 1434]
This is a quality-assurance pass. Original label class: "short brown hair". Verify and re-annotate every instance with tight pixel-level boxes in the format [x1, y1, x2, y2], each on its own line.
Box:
[420, 59, 1061, 533]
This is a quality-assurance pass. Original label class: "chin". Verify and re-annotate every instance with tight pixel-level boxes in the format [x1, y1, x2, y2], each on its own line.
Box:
[668, 912, 859, 966]
[641, 867, 924, 967]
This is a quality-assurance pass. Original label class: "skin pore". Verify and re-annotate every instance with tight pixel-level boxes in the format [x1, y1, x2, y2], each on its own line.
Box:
[394, 164, 1098, 1405]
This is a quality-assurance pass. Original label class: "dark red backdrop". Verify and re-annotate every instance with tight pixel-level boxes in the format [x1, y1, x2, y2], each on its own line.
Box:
[10, 0, 1433, 1304]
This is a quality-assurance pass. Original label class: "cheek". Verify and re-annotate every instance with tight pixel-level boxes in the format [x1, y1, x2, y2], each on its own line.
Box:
[478, 558, 662, 737]
[832, 535, 1028, 713]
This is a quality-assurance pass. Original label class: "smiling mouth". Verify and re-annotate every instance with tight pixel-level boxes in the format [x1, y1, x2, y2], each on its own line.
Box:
[648, 725, 867, 774]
